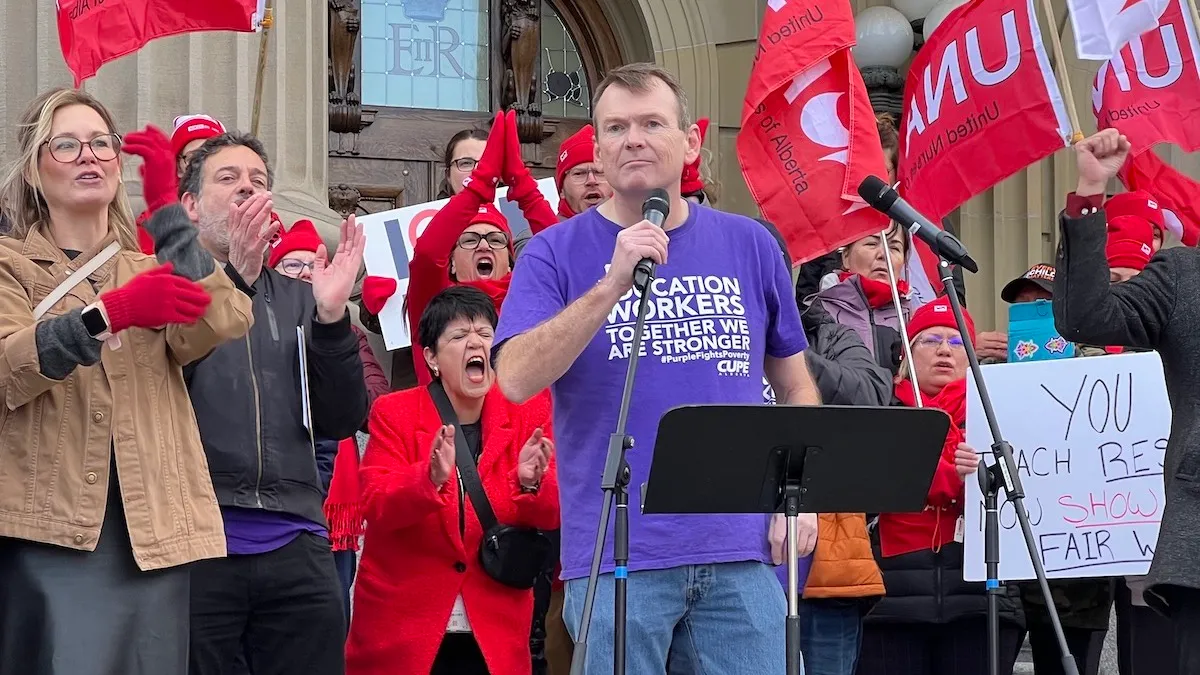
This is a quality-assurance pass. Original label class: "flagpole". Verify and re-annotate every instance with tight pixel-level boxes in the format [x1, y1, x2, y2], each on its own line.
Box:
[882, 225, 923, 408]
[1187, 0, 1200, 44]
[1038, 0, 1085, 143]
[251, 0, 275, 138]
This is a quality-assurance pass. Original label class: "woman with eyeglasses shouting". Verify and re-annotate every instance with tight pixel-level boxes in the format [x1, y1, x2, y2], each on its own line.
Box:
[855, 296, 1025, 675]
[360, 110, 558, 387]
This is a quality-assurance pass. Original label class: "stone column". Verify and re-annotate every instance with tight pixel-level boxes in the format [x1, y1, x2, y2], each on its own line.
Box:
[0, 0, 340, 246]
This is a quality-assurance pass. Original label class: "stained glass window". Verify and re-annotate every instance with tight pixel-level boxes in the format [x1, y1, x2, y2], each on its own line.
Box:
[360, 0, 491, 111]
[359, 0, 591, 117]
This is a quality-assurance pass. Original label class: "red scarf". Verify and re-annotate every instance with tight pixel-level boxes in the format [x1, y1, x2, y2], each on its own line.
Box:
[462, 275, 512, 309]
[879, 378, 968, 558]
[838, 271, 910, 310]
[557, 199, 576, 219]
[324, 438, 363, 552]
[894, 377, 967, 432]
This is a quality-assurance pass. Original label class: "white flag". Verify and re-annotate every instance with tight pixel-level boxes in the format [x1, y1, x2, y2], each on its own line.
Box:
[253, 0, 269, 31]
[1067, 0, 1169, 60]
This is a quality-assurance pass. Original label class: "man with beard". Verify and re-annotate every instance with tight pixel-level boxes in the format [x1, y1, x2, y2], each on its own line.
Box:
[179, 132, 369, 675]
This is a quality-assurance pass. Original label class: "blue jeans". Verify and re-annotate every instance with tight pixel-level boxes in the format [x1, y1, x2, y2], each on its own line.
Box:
[564, 561, 790, 675]
[797, 599, 863, 675]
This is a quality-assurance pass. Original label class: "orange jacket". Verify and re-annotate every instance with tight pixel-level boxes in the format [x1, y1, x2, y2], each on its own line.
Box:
[803, 513, 885, 599]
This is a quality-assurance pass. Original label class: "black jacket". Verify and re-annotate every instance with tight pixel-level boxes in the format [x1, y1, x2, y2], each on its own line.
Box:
[186, 267, 368, 526]
[801, 300, 891, 407]
[1054, 207, 1200, 613]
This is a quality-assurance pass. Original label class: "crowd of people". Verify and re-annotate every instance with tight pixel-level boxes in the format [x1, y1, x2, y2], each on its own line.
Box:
[0, 57, 1194, 675]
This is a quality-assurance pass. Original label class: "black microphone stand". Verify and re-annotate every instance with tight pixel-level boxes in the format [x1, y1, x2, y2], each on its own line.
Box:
[569, 265, 657, 675]
[936, 258, 1079, 675]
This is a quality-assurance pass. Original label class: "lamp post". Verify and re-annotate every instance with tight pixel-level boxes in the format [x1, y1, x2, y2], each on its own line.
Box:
[854, 0, 969, 116]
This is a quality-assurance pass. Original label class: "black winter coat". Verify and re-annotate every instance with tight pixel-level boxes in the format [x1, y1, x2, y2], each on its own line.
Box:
[1054, 208, 1200, 614]
[186, 268, 368, 526]
[801, 300, 891, 407]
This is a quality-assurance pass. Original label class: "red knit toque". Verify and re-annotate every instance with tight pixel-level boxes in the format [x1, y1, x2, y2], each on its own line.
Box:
[1106, 215, 1154, 271]
[906, 296, 976, 343]
[170, 114, 226, 159]
[555, 125, 596, 192]
[268, 219, 323, 269]
[1106, 190, 1164, 231]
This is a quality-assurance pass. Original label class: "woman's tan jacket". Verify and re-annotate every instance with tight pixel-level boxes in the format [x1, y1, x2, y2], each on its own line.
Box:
[0, 225, 252, 570]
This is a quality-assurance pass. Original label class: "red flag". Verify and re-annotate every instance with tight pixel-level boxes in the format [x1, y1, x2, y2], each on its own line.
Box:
[1120, 150, 1200, 245]
[57, 0, 262, 86]
[1092, 0, 1200, 155]
[738, 0, 889, 265]
[898, 0, 1071, 222]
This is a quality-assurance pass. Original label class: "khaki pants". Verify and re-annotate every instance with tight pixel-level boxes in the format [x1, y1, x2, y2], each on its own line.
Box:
[546, 587, 574, 674]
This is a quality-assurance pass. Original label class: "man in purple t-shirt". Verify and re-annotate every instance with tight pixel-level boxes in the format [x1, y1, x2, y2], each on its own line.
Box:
[494, 63, 821, 674]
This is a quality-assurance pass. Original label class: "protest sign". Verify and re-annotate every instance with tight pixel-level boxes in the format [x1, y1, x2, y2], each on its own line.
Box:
[359, 178, 559, 350]
[963, 352, 1169, 581]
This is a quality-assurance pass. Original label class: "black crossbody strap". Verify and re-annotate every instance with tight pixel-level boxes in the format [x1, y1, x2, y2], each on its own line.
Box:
[427, 381, 500, 532]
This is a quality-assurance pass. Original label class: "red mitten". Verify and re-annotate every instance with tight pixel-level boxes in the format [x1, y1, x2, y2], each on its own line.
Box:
[100, 263, 211, 333]
[502, 109, 531, 187]
[462, 111, 507, 203]
[362, 275, 397, 315]
[122, 125, 180, 216]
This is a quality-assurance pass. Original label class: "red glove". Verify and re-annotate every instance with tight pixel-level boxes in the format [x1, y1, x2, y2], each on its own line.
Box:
[99, 264, 211, 333]
[362, 275, 397, 315]
[122, 125, 179, 216]
[463, 111, 506, 203]
[502, 109, 531, 187]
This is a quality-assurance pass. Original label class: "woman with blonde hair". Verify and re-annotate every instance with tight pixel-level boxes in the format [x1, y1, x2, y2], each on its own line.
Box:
[0, 88, 253, 675]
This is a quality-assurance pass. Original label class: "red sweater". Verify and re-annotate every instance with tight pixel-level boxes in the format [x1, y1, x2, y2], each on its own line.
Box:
[406, 178, 557, 385]
[346, 386, 559, 675]
[878, 379, 968, 558]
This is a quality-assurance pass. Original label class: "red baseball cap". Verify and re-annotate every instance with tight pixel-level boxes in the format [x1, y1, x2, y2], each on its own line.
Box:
[171, 114, 227, 159]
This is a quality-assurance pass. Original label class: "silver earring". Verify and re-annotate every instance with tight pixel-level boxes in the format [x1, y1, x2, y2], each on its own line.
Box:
[432, 367, 439, 377]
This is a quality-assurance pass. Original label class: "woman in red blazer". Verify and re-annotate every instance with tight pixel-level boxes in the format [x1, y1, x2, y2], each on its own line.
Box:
[346, 286, 559, 675]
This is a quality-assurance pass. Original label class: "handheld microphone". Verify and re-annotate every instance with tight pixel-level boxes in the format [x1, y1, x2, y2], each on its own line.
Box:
[632, 188, 671, 291]
[856, 176, 979, 274]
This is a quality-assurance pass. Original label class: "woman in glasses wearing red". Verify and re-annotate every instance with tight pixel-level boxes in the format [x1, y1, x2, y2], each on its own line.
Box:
[360, 110, 557, 386]
[856, 297, 1024, 675]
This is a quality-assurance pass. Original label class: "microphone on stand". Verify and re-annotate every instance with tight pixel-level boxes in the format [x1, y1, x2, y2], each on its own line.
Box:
[632, 188, 671, 291]
[857, 175, 979, 274]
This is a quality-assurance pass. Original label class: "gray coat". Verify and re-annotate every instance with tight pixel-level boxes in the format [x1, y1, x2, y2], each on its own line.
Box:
[803, 301, 892, 406]
[1054, 209, 1198, 614]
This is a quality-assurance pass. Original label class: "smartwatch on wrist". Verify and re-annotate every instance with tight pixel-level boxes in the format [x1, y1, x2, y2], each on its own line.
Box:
[81, 303, 120, 348]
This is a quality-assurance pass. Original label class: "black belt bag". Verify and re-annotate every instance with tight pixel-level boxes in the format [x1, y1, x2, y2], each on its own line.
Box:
[428, 382, 552, 590]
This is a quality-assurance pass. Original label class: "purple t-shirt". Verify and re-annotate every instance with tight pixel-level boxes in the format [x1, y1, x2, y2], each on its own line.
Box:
[222, 507, 328, 556]
[496, 203, 808, 580]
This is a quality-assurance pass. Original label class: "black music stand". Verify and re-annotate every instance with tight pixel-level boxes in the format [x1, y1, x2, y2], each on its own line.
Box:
[642, 404, 953, 675]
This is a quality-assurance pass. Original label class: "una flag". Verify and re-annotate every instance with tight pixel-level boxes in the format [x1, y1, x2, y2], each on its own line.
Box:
[57, 0, 268, 86]
[1067, 0, 1170, 60]
[1120, 151, 1200, 245]
[738, 0, 889, 266]
[1092, 0, 1200, 156]
[899, 0, 1071, 223]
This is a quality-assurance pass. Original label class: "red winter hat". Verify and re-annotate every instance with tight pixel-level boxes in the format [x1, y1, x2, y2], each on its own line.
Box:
[1106, 190, 1164, 233]
[268, 219, 323, 269]
[680, 118, 710, 195]
[906, 296, 976, 343]
[555, 125, 596, 192]
[1106, 216, 1154, 271]
[469, 203, 513, 240]
[171, 114, 226, 159]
